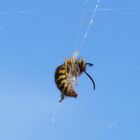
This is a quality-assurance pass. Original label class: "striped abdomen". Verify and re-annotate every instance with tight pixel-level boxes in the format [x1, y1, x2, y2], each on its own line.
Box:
[55, 64, 77, 98]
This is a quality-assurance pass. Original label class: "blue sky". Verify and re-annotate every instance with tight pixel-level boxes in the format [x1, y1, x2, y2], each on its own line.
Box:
[0, 0, 140, 140]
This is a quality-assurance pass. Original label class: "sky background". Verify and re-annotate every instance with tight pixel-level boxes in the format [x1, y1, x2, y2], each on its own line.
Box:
[0, 0, 140, 140]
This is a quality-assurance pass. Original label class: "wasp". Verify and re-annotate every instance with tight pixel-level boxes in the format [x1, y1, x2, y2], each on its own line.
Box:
[55, 57, 95, 102]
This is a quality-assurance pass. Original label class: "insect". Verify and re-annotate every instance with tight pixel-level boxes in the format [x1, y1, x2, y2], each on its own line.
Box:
[55, 57, 95, 102]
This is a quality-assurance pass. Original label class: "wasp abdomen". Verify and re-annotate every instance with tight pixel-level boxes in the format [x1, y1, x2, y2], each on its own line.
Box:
[55, 64, 77, 99]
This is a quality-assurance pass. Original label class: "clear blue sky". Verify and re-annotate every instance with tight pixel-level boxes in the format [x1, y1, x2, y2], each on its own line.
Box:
[0, 0, 140, 140]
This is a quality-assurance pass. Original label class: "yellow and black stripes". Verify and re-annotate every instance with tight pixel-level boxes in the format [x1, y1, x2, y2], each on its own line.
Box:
[55, 63, 77, 99]
[55, 57, 95, 102]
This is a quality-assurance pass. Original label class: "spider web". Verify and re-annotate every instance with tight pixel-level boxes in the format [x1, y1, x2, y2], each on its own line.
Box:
[72, 0, 101, 58]
[51, 0, 101, 123]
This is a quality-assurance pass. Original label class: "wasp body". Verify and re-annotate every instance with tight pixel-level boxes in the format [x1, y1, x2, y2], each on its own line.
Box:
[55, 57, 95, 102]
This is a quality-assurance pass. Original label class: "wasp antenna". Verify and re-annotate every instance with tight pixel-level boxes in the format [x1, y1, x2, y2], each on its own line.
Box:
[86, 63, 94, 67]
[84, 71, 95, 90]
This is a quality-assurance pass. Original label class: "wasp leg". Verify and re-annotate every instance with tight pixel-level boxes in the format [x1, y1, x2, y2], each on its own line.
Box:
[59, 93, 65, 103]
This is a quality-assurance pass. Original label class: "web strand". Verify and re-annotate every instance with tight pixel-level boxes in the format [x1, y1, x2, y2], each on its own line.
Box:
[75, 0, 88, 48]
[73, 0, 101, 58]
[81, 0, 100, 46]
[51, 103, 61, 123]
